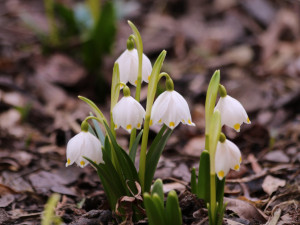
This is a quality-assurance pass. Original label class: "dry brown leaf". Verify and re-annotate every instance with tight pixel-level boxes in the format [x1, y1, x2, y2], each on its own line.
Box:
[225, 197, 268, 223]
[262, 175, 286, 196]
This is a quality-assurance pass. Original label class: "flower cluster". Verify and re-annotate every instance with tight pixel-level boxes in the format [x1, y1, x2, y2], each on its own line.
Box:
[214, 85, 250, 179]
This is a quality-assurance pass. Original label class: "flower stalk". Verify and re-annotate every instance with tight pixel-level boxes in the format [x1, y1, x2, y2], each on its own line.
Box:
[139, 50, 167, 192]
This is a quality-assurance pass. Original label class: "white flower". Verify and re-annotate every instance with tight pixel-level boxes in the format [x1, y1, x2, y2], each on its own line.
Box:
[215, 95, 251, 132]
[112, 96, 146, 133]
[116, 49, 152, 86]
[215, 139, 242, 180]
[150, 90, 195, 129]
[66, 131, 104, 168]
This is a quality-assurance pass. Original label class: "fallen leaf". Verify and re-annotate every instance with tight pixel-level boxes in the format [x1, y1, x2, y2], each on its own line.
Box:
[262, 175, 286, 195]
[225, 197, 268, 223]
[264, 150, 290, 163]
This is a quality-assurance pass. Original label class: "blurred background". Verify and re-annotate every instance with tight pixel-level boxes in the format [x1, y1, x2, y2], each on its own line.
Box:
[0, 0, 299, 224]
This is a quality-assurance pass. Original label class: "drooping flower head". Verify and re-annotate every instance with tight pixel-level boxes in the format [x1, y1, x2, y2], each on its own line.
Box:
[66, 121, 104, 168]
[112, 86, 146, 133]
[215, 133, 242, 180]
[215, 85, 250, 132]
[115, 38, 152, 86]
[150, 77, 195, 129]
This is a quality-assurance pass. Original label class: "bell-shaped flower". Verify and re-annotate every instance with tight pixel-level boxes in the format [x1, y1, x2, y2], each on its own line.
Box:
[215, 95, 250, 132]
[215, 139, 242, 180]
[150, 90, 195, 129]
[66, 130, 104, 168]
[116, 48, 152, 86]
[112, 88, 146, 133]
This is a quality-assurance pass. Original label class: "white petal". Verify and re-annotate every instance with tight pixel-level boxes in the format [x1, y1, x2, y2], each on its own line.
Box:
[215, 142, 231, 179]
[66, 132, 103, 168]
[215, 95, 249, 131]
[151, 90, 194, 129]
[142, 53, 152, 83]
[112, 96, 145, 133]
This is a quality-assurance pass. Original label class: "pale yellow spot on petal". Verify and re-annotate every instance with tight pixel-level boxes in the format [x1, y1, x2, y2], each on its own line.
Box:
[239, 157, 242, 163]
[234, 164, 240, 170]
[218, 170, 225, 179]
[234, 123, 240, 131]
[120, 84, 124, 88]
[67, 158, 70, 165]
[158, 119, 162, 123]
[182, 119, 185, 123]
[126, 124, 132, 130]
[188, 119, 192, 125]
[148, 75, 150, 81]
[114, 124, 117, 129]
[137, 123, 141, 128]
[134, 80, 137, 85]
[247, 117, 251, 123]
[169, 122, 175, 127]
[150, 120, 153, 126]
[80, 161, 85, 166]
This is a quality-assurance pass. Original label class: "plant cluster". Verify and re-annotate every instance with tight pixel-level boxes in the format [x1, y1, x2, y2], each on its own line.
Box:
[64, 21, 250, 225]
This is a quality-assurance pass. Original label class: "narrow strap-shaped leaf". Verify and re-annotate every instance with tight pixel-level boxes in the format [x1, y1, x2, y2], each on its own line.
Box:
[91, 116, 105, 145]
[144, 193, 165, 225]
[84, 158, 125, 210]
[152, 194, 166, 224]
[165, 190, 182, 225]
[190, 167, 197, 195]
[144, 129, 172, 192]
[104, 123, 139, 185]
[197, 150, 210, 202]
[205, 70, 220, 136]
[129, 129, 143, 162]
[151, 179, 164, 203]
[146, 126, 167, 160]
[88, 123, 97, 137]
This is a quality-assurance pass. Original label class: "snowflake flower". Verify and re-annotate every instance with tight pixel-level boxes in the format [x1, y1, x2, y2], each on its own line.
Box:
[150, 90, 195, 129]
[66, 131, 104, 168]
[215, 139, 242, 180]
[215, 95, 250, 132]
[112, 95, 146, 133]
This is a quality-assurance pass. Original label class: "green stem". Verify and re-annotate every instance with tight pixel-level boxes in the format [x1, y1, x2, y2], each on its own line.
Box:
[43, 0, 59, 46]
[138, 51, 167, 192]
[128, 21, 143, 150]
[210, 173, 216, 225]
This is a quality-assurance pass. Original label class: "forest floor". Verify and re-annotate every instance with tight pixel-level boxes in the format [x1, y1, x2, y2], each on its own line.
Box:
[0, 0, 299, 224]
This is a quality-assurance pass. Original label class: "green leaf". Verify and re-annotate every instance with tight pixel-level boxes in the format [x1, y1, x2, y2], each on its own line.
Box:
[165, 190, 182, 225]
[209, 111, 221, 156]
[144, 128, 172, 192]
[152, 194, 165, 223]
[205, 70, 220, 136]
[151, 179, 164, 203]
[190, 167, 197, 195]
[88, 123, 97, 137]
[79, 96, 108, 125]
[144, 193, 165, 225]
[129, 129, 143, 162]
[84, 157, 125, 210]
[91, 117, 105, 145]
[104, 122, 139, 190]
[197, 150, 210, 202]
